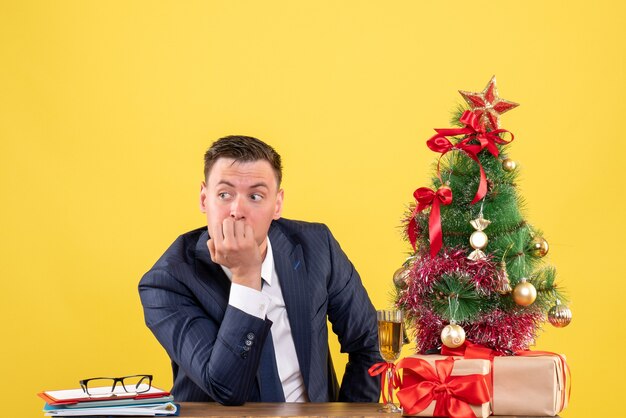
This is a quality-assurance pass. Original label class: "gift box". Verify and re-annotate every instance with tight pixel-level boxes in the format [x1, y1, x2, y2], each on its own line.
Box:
[491, 353, 568, 416]
[396, 355, 491, 418]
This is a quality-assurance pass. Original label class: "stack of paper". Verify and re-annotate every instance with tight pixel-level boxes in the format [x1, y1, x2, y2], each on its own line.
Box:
[38, 385, 179, 416]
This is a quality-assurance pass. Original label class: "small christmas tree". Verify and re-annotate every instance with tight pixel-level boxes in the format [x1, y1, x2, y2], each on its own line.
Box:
[395, 76, 572, 355]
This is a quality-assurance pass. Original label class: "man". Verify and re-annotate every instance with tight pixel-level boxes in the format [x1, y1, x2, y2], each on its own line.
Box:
[139, 135, 381, 405]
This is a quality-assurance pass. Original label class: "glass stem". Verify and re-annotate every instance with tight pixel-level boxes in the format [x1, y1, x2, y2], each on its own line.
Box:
[386, 365, 394, 405]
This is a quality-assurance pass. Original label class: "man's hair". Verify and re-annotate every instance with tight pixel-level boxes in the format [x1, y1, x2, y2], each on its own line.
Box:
[203, 135, 283, 186]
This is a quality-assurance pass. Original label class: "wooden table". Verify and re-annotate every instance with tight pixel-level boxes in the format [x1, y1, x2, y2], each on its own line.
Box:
[177, 402, 560, 417]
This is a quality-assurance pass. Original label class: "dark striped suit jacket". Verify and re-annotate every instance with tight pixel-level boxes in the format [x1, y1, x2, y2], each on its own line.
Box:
[139, 218, 381, 405]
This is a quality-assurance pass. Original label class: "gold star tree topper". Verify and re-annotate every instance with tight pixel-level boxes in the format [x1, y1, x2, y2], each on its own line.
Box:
[459, 76, 519, 130]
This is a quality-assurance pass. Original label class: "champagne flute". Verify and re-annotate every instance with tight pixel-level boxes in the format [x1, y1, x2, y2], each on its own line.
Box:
[377, 309, 403, 413]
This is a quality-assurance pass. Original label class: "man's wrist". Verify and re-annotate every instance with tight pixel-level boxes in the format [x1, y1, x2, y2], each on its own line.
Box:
[230, 268, 262, 291]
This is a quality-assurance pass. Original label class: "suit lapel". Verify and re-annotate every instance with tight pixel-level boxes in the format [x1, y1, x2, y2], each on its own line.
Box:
[194, 229, 230, 313]
[269, 225, 312, 391]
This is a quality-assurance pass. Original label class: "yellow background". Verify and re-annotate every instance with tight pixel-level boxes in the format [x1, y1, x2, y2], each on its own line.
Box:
[1, 1, 624, 416]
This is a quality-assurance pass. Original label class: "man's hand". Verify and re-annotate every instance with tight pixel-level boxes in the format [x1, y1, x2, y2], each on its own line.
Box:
[207, 218, 263, 291]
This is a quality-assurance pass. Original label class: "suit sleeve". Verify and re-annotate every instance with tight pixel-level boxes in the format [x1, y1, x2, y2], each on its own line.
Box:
[323, 226, 383, 402]
[139, 268, 271, 405]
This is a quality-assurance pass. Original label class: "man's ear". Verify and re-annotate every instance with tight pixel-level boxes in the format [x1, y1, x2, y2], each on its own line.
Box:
[200, 181, 208, 213]
[273, 189, 284, 220]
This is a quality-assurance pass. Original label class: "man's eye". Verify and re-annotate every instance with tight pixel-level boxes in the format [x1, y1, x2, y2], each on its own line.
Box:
[218, 192, 231, 200]
[250, 194, 263, 201]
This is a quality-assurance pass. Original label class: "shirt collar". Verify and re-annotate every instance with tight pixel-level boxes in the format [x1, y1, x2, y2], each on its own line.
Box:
[220, 237, 275, 287]
[261, 238, 275, 286]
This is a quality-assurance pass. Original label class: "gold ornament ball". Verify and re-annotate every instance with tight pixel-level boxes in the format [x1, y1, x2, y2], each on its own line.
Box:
[548, 301, 572, 328]
[469, 230, 488, 250]
[502, 158, 517, 172]
[441, 323, 466, 348]
[393, 266, 411, 289]
[513, 278, 537, 306]
[531, 237, 549, 258]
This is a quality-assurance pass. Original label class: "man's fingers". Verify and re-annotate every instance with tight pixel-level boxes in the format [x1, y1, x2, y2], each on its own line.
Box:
[234, 219, 246, 240]
[221, 217, 235, 242]
[208, 218, 258, 269]
[207, 238, 216, 260]
[244, 223, 254, 243]
[210, 219, 225, 244]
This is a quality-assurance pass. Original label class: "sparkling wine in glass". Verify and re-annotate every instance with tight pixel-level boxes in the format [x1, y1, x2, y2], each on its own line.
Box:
[377, 309, 403, 413]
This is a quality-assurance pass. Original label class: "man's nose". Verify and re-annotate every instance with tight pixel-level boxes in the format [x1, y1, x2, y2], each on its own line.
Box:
[229, 196, 246, 220]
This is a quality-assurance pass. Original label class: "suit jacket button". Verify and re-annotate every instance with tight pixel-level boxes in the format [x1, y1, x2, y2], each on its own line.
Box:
[247, 332, 255, 340]
[243, 345, 250, 351]
[245, 339, 253, 346]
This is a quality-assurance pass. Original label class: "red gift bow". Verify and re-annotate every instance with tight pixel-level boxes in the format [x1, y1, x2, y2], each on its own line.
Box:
[441, 340, 498, 400]
[408, 186, 453, 257]
[368, 362, 399, 405]
[396, 356, 490, 418]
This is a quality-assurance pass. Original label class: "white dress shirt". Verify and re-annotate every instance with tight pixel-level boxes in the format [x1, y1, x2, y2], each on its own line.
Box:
[222, 238, 309, 402]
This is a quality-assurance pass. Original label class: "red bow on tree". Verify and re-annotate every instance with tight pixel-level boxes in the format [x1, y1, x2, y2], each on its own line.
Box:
[426, 110, 514, 205]
[434, 110, 514, 158]
[396, 356, 491, 418]
[426, 134, 486, 205]
[407, 185, 453, 257]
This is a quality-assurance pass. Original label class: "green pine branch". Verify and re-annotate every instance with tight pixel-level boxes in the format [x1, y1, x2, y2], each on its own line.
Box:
[430, 273, 496, 322]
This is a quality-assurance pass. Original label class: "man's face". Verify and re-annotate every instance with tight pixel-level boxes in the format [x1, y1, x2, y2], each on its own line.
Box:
[200, 158, 283, 252]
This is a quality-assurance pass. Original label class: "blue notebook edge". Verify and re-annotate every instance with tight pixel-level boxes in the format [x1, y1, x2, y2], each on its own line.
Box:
[43, 401, 180, 417]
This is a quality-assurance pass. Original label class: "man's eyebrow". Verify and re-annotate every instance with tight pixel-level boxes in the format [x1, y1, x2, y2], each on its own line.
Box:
[216, 180, 269, 189]
[216, 180, 236, 188]
[249, 182, 270, 189]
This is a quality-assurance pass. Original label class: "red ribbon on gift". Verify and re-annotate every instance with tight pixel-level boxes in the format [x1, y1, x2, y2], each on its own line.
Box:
[441, 340, 497, 360]
[408, 185, 453, 257]
[368, 362, 399, 405]
[396, 356, 490, 418]
[442, 340, 498, 400]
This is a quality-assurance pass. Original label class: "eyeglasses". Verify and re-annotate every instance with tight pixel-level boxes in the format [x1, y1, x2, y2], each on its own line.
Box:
[79, 374, 153, 397]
